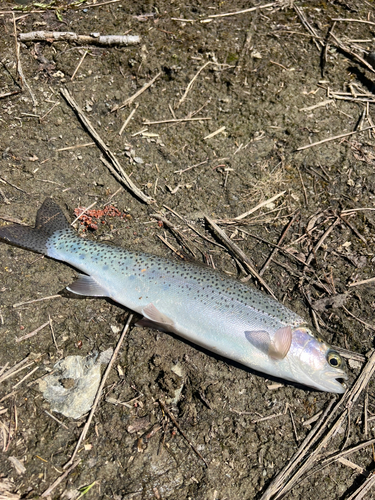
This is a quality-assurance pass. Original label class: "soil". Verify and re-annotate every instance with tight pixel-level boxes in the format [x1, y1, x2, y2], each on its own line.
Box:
[1, 1, 375, 499]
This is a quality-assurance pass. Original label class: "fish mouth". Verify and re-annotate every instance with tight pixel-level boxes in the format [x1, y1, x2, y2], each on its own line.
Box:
[322, 369, 348, 394]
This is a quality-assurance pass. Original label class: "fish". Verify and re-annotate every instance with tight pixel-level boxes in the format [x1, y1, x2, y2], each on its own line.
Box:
[0, 198, 348, 393]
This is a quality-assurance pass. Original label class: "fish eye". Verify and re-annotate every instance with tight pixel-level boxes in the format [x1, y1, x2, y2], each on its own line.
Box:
[327, 351, 342, 368]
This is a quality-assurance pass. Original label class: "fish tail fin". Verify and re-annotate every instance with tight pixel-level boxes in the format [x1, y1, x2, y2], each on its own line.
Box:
[0, 198, 73, 255]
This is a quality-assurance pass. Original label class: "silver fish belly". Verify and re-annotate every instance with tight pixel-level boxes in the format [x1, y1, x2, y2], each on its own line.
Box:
[0, 198, 347, 393]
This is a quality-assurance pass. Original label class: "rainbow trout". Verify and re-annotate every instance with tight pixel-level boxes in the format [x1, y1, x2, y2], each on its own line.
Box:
[0, 199, 347, 392]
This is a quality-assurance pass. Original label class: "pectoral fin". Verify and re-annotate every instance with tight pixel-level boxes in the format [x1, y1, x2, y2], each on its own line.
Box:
[142, 303, 175, 327]
[245, 330, 272, 354]
[67, 274, 108, 297]
[245, 326, 292, 360]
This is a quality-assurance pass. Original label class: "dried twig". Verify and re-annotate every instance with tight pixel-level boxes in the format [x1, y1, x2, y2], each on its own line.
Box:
[346, 473, 375, 500]
[151, 213, 197, 257]
[12, 14, 37, 106]
[60, 87, 153, 204]
[16, 320, 50, 342]
[261, 350, 375, 500]
[41, 459, 81, 498]
[349, 277, 375, 288]
[13, 294, 61, 308]
[159, 400, 208, 466]
[297, 125, 375, 151]
[144, 116, 211, 126]
[207, 2, 276, 18]
[177, 61, 212, 108]
[204, 215, 276, 299]
[304, 217, 340, 268]
[119, 104, 138, 135]
[57, 142, 95, 151]
[111, 72, 161, 112]
[70, 50, 88, 81]
[235, 191, 286, 220]
[19, 32, 140, 46]
[259, 212, 299, 276]
[0, 355, 36, 384]
[63, 314, 133, 469]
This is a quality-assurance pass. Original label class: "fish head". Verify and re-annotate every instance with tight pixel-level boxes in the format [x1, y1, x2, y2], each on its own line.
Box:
[289, 327, 347, 393]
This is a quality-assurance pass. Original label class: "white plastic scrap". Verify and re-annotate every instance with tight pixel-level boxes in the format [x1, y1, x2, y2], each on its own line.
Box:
[39, 348, 113, 419]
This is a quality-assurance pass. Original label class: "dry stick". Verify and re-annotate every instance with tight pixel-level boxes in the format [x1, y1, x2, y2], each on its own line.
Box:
[342, 305, 375, 332]
[76, 0, 121, 8]
[40, 101, 60, 122]
[119, 103, 138, 135]
[297, 125, 375, 151]
[60, 87, 152, 204]
[204, 215, 276, 299]
[267, 350, 375, 500]
[349, 276, 375, 288]
[329, 31, 375, 74]
[63, 314, 133, 469]
[294, 4, 323, 51]
[235, 191, 286, 220]
[259, 397, 337, 500]
[44, 409, 69, 430]
[16, 320, 50, 342]
[300, 99, 334, 112]
[0, 355, 34, 384]
[0, 362, 34, 385]
[338, 457, 369, 477]
[57, 142, 95, 151]
[298, 167, 308, 206]
[13, 365, 39, 389]
[0, 363, 9, 379]
[0, 176, 29, 195]
[144, 116, 211, 126]
[332, 346, 366, 364]
[70, 201, 97, 226]
[235, 25, 254, 75]
[41, 459, 81, 498]
[238, 229, 309, 268]
[323, 437, 375, 469]
[342, 208, 375, 214]
[321, 21, 337, 76]
[177, 61, 212, 109]
[340, 215, 367, 244]
[175, 159, 208, 175]
[364, 389, 369, 437]
[302, 437, 375, 483]
[70, 50, 87, 81]
[0, 90, 21, 99]
[157, 234, 185, 260]
[19, 32, 140, 46]
[150, 213, 197, 257]
[13, 294, 61, 308]
[12, 14, 37, 106]
[111, 72, 161, 112]
[259, 212, 299, 277]
[305, 217, 340, 268]
[161, 204, 225, 250]
[207, 2, 276, 18]
[159, 400, 208, 467]
[347, 473, 375, 500]
[332, 18, 375, 26]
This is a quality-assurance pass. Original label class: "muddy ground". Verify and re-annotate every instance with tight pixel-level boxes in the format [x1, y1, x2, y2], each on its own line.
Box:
[1, 1, 375, 499]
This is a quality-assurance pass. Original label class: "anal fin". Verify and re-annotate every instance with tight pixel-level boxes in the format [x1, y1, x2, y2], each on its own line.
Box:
[67, 274, 108, 297]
